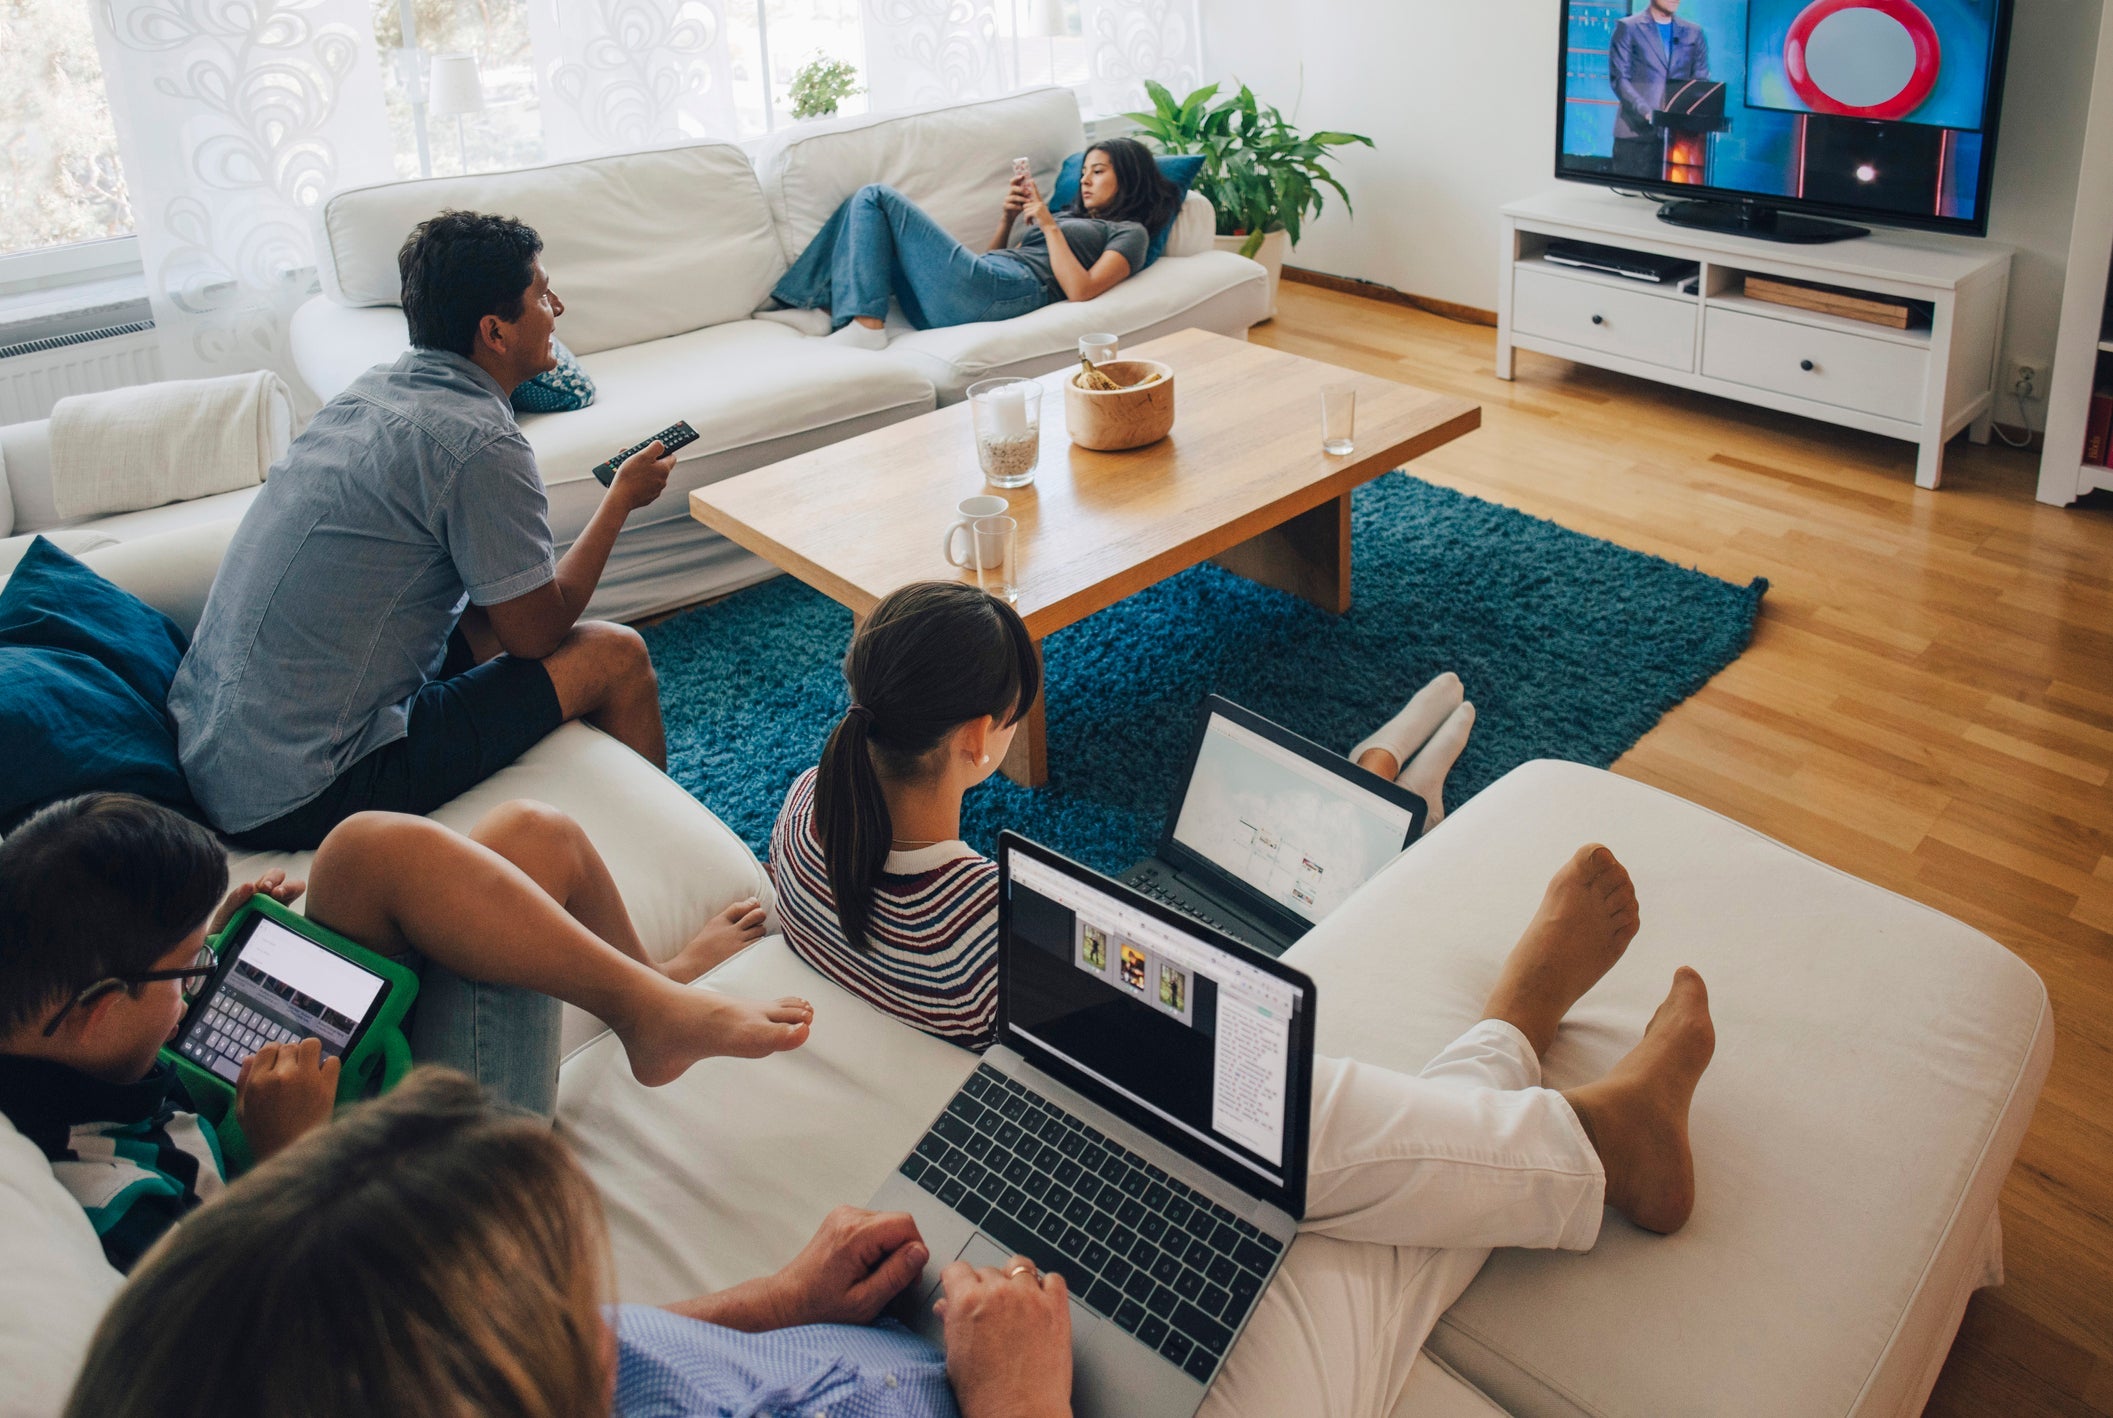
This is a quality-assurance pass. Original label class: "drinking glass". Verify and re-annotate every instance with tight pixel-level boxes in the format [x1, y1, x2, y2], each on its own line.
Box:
[968, 378, 1042, 488]
[1321, 384, 1357, 456]
[1079, 332, 1120, 365]
[943, 513, 1018, 603]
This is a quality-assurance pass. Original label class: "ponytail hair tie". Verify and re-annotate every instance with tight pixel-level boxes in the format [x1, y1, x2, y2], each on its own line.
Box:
[846, 703, 875, 725]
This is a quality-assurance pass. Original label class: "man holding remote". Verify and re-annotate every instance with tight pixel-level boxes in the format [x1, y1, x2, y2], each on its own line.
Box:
[170, 211, 675, 850]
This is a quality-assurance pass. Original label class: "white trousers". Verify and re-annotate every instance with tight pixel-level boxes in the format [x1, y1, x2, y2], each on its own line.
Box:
[1200, 1021, 1605, 1418]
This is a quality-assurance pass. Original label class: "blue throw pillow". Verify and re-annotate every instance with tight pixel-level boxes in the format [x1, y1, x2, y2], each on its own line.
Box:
[1050, 150, 1206, 270]
[0, 537, 197, 827]
[511, 339, 596, 414]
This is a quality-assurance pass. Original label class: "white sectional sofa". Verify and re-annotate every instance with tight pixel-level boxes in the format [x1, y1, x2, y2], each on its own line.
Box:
[286, 86, 1269, 623]
[1, 523, 2050, 1417]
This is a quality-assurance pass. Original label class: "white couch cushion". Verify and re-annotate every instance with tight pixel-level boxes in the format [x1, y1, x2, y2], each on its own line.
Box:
[0, 417, 259, 539]
[315, 143, 786, 357]
[288, 300, 417, 407]
[0, 528, 117, 576]
[0, 1119, 126, 1418]
[0, 435, 12, 537]
[881, 249, 1270, 402]
[1281, 760, 2051, 1418]
[750, 86, 1087, 266]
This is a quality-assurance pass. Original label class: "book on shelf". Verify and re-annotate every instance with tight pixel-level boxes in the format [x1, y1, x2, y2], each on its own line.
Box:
[2086, 390, 2113, 467]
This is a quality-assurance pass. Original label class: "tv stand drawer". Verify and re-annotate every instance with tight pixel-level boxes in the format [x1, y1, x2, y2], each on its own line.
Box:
[1701, 308, 1927, 423]
[1512, 267, 1695, 371]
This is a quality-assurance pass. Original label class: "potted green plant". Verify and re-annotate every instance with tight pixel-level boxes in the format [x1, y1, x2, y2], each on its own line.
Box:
[1125, 80, 1372, 318]
[787, 53, 861, 121]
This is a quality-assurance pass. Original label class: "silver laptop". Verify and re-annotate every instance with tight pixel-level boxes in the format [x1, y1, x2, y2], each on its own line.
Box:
[872, 833, 1317, 1416]
[1124, 696, 1428, 956]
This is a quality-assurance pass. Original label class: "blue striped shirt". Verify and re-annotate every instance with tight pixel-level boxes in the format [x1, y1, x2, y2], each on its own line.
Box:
[613, 1305, 958, 1417]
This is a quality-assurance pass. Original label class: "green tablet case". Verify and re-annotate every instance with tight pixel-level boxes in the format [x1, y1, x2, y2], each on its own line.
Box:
[160, 896, 418, 1173]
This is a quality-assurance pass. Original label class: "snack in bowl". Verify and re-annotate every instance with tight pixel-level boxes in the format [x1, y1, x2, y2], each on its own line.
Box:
[1065, 358, 1175, 451]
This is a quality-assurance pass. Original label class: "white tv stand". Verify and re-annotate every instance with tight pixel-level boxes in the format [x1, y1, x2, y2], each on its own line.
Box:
[1496, 190, 2011, 489]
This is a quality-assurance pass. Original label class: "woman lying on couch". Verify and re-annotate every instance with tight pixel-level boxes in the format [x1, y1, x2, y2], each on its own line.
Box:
[66, 876, 1713, 1418]
[769, 137, 1183, 348]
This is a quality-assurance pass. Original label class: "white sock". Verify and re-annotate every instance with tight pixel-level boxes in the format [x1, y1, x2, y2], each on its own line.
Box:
[1398, 701, 1475, 830]
[1350, 671, 1464, 768]
[828, 320, 889, 350]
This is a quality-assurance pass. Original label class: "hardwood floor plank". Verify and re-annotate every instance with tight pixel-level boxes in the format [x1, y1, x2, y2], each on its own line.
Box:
[1256, 285, 2113, 1418]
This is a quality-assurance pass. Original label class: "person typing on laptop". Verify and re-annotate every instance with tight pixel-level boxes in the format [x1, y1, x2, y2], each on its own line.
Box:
[0, 793, 807, 1270]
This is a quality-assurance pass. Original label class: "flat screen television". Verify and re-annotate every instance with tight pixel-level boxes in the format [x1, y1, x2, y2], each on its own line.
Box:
[1555, 0, 2015, 242]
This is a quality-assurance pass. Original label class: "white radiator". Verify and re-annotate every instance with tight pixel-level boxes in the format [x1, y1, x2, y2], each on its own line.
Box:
[0, 323, 164, 425]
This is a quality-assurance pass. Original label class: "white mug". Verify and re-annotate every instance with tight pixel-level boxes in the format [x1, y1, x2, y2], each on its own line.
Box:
[941, 496, 1009, 561]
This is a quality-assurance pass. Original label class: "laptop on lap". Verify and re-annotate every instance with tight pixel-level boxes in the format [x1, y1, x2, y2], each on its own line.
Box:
[872, 833, 1318, 1417]
[1124, 696, 1428, 956]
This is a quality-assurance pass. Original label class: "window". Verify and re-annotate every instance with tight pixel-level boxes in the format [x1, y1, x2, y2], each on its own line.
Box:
[0, 0, 134, 259]
[372, 0, 545, 178]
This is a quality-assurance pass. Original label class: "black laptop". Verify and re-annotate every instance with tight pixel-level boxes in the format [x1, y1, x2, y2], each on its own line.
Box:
[1123, 696, 1428, 956]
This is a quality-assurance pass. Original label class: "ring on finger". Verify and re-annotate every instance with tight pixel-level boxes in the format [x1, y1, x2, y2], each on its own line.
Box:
[1004, 1261, 1039, 1282]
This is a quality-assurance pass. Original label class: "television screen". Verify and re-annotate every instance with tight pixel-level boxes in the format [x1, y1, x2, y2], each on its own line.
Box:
[1556, 0, 2011, 235]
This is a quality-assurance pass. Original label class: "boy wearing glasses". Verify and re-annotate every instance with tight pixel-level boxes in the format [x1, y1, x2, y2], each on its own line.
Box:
[0, 791, 797, 1274]
[0, 795, 336, 1272]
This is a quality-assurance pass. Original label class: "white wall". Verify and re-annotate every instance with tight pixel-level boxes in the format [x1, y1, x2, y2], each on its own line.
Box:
[1201, 0, 2106, 429]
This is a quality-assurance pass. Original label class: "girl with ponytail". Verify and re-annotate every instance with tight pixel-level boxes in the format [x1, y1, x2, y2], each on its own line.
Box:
[768, 582, 1040, 1049]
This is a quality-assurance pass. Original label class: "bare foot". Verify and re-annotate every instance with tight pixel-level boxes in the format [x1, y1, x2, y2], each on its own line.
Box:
[1482, 844, 1641, 1056]
[616, 987, 814, 1087]
[660, 898, 768, 983]
[1563, 967, 1714, 1234]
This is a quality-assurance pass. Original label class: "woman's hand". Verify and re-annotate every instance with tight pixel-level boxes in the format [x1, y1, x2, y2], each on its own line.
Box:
[1002, 175, 1029, 218]
[664, 1206, 929, 1332]
[935, 1256, 1073, 1418]
[765, 1206, 930, 1328]
[208, 868, 306, 936]
[1019, 175, 1054, 230]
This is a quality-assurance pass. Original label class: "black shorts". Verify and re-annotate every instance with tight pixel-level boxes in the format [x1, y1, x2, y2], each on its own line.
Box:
[230, 629, 563, 852]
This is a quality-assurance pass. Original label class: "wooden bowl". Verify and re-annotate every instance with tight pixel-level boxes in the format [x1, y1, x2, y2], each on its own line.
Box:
[1065, 359, 1175, 451]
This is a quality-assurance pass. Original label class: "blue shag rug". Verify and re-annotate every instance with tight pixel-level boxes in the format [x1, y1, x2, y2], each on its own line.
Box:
[643, 475, 1766, 875]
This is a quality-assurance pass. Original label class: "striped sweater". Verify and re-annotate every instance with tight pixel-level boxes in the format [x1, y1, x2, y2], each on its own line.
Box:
[768, 768, 997, 1050]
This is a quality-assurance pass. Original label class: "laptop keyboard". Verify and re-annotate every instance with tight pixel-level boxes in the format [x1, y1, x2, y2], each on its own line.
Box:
[900, 1064, 1284, 1384]
[1125, 871, 1237, 935]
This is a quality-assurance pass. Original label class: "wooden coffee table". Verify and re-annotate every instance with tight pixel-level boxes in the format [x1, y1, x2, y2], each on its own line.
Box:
[689, 328, 1480, 786]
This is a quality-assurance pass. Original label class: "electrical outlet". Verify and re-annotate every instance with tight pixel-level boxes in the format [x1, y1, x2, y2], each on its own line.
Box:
[2013, 362, 2042, 399]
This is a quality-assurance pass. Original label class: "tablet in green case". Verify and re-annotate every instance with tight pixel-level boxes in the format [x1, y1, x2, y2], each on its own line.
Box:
[160, 896, 418, 1170]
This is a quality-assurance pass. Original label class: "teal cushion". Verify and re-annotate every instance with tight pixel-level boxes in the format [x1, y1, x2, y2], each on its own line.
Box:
[0, 537, 197, 828]
[1050, 151, 1206, 269]
[511, 339, 596, 414]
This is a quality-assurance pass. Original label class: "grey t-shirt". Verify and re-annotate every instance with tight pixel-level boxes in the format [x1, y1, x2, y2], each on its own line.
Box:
[1005, 217, 1149, 297]
[168, 349, 556, 833]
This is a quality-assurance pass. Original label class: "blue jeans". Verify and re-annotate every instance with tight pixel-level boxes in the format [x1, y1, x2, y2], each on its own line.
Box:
[771, 184, 1051, 331]
[402, 958, 562, 1118]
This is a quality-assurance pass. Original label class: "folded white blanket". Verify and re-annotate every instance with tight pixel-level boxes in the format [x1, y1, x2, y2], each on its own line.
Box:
[50, 371, 291, 520]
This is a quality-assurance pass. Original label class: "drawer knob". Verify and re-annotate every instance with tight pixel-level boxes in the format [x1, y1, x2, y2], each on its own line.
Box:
[1800, 359, 1815, 372]
[1591, 314, 1605, 326]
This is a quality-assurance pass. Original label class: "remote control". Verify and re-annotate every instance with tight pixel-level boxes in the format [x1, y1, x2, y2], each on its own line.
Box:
[592, 421, 698, 487]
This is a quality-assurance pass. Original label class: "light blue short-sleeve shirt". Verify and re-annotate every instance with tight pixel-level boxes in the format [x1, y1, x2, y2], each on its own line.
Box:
[168, 349, 556, 833]
[612, 1305, 959, 1418]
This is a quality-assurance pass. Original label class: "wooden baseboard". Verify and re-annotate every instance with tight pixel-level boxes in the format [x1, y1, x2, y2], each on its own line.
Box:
[1281, 267, 1499, 327]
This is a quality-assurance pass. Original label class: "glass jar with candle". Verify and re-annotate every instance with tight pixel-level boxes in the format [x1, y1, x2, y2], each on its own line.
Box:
[967, 377, 1042, 488]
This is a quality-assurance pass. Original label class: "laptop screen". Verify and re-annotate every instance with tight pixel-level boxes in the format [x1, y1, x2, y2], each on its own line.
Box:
[1170, 709, 1420, 925]
[1000, 841, 1312, 1218]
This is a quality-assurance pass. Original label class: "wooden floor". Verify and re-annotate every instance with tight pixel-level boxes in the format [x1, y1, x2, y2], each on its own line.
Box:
[1255, 282, 2113, 1416]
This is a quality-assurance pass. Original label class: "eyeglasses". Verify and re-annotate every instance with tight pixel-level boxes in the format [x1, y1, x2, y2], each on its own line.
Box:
[42, 943, 218, 1038]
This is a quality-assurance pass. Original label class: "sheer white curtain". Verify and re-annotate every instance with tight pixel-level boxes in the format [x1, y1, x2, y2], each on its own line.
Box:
[859, 0, 1197, 116]
[91, 0, 395, 385]
[860, 0, 1004, 112]
[1080, 0, 1199, 114]
[528, 0, 738, 159]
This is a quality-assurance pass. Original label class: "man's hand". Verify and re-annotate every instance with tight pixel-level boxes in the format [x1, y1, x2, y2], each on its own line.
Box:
[764, 1206, 930, 1328]
[234, 1037, 339, 1162]
[935, 1256, 1074, 1418]
[608, 440, 675, 514]
[208, 868, 306, 937]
